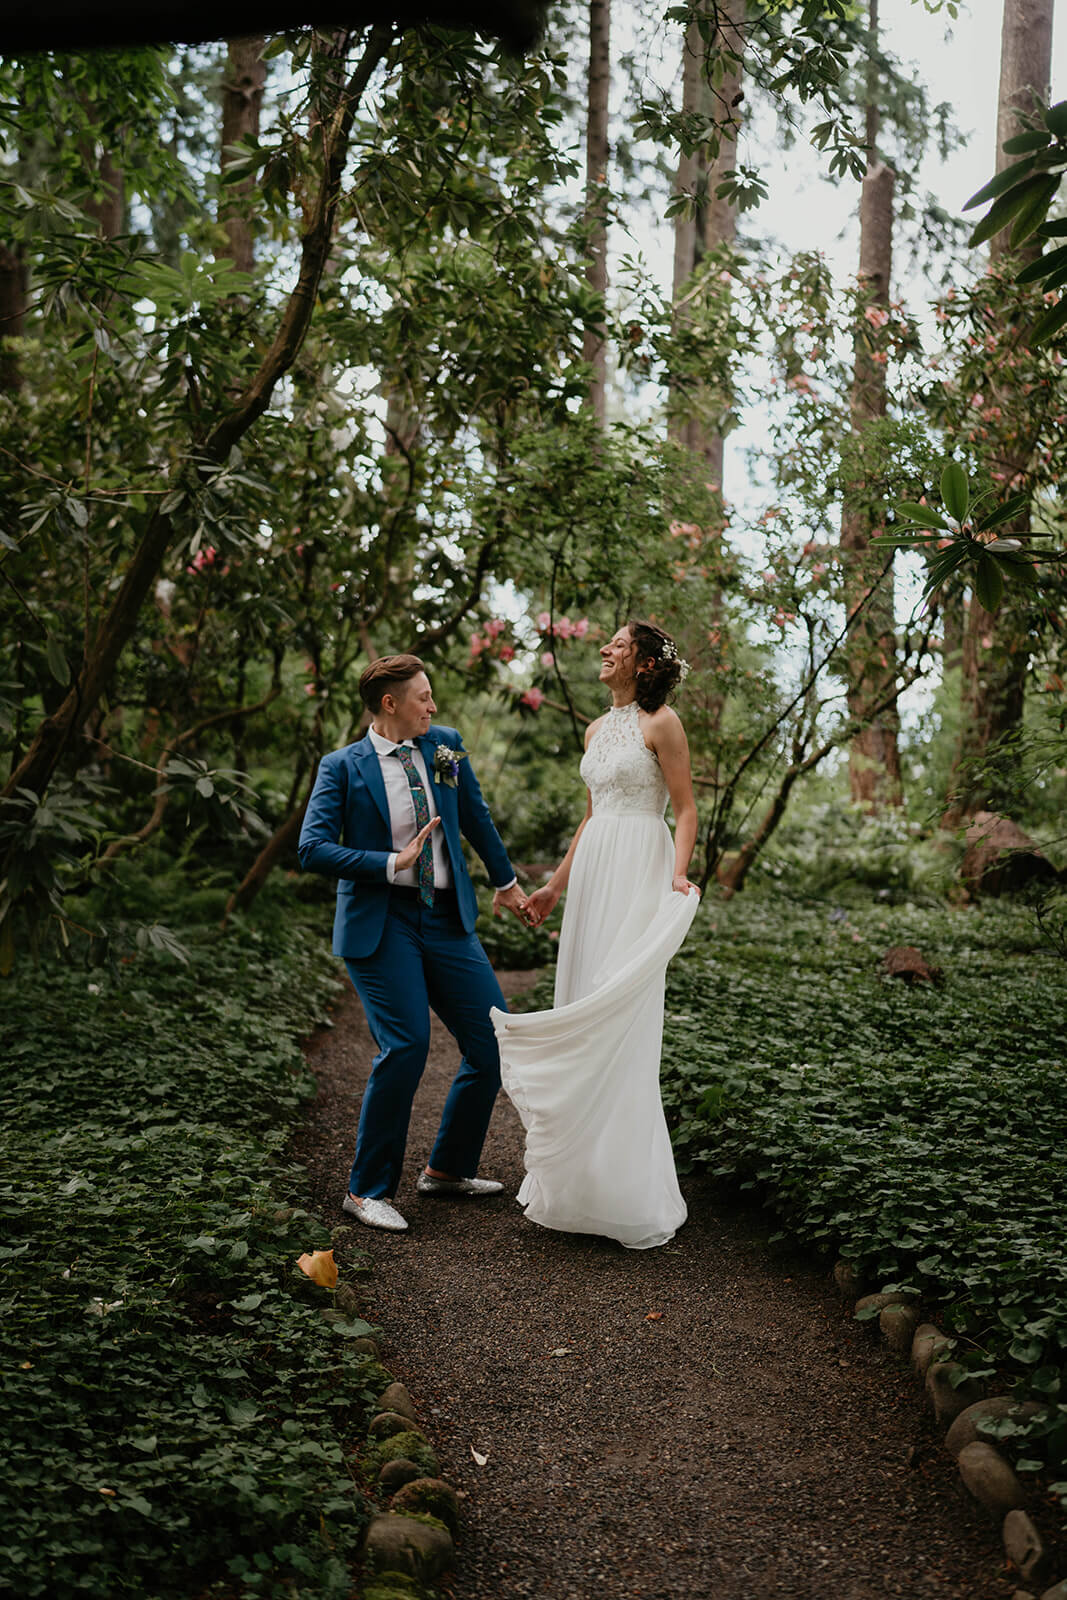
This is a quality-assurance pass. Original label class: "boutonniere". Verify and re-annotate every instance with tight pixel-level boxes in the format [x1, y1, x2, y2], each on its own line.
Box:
[432, 743, 468, 787]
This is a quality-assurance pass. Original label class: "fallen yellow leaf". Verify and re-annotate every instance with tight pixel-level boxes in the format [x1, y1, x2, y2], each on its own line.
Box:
[645, 1311, 663, 1322]
[296, 1248, 338, 1289]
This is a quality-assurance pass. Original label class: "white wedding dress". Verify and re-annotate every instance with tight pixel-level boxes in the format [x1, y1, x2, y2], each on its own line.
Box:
[491, 701, 699, 1250]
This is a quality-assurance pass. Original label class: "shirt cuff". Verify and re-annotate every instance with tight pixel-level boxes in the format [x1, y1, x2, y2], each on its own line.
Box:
[386, 853, 398, 884]
[495, 876, 517, 892]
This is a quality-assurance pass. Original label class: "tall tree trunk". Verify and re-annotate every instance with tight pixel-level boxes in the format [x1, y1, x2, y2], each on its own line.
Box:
[668, 0, 744, 748]
[668, 0, 743, 466]
[222, 760, 319, 923]
[81, 137, 125, 238]
[582, 0, 610, 423]
[0, 242, 28, 393]
[218, 36, 266, 273]
[945, 0, 1053, 827]
[840, 2, 902, 810]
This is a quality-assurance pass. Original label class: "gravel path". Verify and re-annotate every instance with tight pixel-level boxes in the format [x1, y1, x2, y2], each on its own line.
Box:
[293, 970, 1010, 1600]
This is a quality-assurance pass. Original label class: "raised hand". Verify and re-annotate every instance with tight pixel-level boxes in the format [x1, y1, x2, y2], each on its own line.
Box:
[524, 883, 561, 928]
[395, 816, 440, 874]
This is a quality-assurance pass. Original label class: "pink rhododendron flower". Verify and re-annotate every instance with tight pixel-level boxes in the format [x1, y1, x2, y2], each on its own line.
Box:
[469, 634, 485, 658]
[499, 644, 515, 663]
[535, 611, 551, 631]
[485, 618, 506, 639]
[541, 651, 555, 668]
[572, 618, 589, 638]
[520, 687, 544, 711]
[864, 306, 889, 330]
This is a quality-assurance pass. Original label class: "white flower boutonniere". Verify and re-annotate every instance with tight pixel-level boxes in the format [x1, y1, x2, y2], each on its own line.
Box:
[432, 743, 468, 787]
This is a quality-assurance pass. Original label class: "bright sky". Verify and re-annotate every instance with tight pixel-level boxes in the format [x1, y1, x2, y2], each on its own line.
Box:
[767, 0, 1067, 279]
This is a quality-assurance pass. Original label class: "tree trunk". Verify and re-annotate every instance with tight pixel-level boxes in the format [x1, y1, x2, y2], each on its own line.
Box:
[1, 24, 395, 812]
[668, 0, 743, 462]
[840, 157, 902, 810]
[945, 0, 1053, 826]
[80, 131, 125, 239]
[0, 241, 28, 393]
[582, 0, 610, 423]
[219, 36, 267, 273]
[839, 0, 901, 811]
[222, 760, 319, 923]
[667, 0, 744, 743]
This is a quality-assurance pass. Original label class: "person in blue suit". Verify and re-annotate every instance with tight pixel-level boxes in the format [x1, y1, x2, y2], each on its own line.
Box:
[298, 653, 530, 1232]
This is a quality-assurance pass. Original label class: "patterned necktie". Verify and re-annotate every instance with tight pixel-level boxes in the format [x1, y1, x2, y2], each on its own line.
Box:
[393, 745, 435, 907]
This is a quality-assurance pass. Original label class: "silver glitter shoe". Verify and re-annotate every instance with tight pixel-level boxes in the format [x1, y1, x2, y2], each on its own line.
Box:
[415, 1173, 505, 1198]
[342, 1194, 409, 1231]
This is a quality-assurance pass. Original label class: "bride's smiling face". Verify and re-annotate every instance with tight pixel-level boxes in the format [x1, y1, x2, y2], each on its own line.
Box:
[599, 627, 637, 687]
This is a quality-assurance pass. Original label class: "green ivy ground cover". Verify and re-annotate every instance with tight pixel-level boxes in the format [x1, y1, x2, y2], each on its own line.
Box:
[0, 914, 383, 1600]
[660, 892, 1067, 1508]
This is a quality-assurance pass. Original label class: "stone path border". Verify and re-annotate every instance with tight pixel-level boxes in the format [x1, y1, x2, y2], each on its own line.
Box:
[841, 1274, 1065, 1597]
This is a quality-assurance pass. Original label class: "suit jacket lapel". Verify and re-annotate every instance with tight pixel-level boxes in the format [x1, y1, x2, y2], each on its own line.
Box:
[351, 737, 391, 831]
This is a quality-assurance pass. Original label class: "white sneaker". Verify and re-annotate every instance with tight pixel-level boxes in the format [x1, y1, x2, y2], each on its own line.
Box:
[415, 1173, 505, 1197]
[342, 1194, 409, 1231]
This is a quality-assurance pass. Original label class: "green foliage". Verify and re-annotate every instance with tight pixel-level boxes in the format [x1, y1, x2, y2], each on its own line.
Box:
[873, 460, 1054, 613]
[744, 801, 959, 902]
[963, 99, 1067, 343]
[0, 907, 385, 1599]
[662, 891, 1067, 1508]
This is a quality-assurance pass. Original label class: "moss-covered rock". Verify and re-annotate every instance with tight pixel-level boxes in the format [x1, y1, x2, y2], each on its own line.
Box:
[365, 1430, 440, 1481]
[335, 1282, 361, 1316]
[369, 1410, 426, 1442]
[363, 1513, 453, 1582]
[389, 1477, 461, 1537]
[352, 1356, 394, 1394]
[362, 1573, 424, 1600]
[377, 1381, 417, 1422]
[378, 1457, 422, 1495]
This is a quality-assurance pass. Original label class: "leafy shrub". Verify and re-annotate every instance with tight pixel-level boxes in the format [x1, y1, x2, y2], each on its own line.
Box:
[662, 891, 1067, 1511]
[0, 911, 383, 1599]
[749, 802, 960, 902]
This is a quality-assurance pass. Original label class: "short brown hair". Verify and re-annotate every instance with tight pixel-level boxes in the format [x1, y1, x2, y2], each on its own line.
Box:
[358, 653, 426, 713]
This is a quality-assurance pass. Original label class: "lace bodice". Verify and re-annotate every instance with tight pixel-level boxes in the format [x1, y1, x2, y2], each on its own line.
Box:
[579, 702, 668, 817]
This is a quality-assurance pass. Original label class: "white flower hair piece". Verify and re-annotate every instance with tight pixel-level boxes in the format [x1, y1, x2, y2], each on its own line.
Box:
[659, 637, 691, 681]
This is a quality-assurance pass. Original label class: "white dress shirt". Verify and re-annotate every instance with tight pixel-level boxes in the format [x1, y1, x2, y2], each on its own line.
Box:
[367, 726, 452, 889]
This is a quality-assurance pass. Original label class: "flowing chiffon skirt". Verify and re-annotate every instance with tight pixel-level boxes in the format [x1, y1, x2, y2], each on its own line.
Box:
[491, 811, 698, 1249]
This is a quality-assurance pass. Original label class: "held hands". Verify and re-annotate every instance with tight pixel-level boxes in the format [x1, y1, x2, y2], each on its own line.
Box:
[523, 883, 561, 928]
[672, 874, 700, 897]
[492, 882, 530, 924]
[395, 816, 440, 874]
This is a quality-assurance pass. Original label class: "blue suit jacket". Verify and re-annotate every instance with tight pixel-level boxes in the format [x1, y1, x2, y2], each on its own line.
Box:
[297, 725, 515, 960]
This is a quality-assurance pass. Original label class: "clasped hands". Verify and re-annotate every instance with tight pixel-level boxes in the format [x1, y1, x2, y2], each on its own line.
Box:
[493, 882, 559, 928]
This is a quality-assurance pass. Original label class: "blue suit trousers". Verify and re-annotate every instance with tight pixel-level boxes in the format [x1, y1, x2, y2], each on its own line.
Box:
[344, 891, 507, 1199]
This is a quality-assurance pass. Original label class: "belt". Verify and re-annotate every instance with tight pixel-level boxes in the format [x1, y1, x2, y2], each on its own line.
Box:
[390, 885, 457, 902]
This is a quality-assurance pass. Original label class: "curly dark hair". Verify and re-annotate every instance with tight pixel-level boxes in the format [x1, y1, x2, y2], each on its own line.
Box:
[626, 619, 684, 712]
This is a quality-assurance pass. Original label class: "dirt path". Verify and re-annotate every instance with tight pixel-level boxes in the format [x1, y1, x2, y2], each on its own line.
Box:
[293, 972, 1009, 1600]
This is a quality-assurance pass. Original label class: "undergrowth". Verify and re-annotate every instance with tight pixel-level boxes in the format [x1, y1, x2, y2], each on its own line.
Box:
[660, 890, 1067, 1515]
[0, 904, 381, 1599]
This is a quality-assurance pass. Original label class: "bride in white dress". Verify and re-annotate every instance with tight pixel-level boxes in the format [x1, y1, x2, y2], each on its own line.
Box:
[491, 620, 700, 1250]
